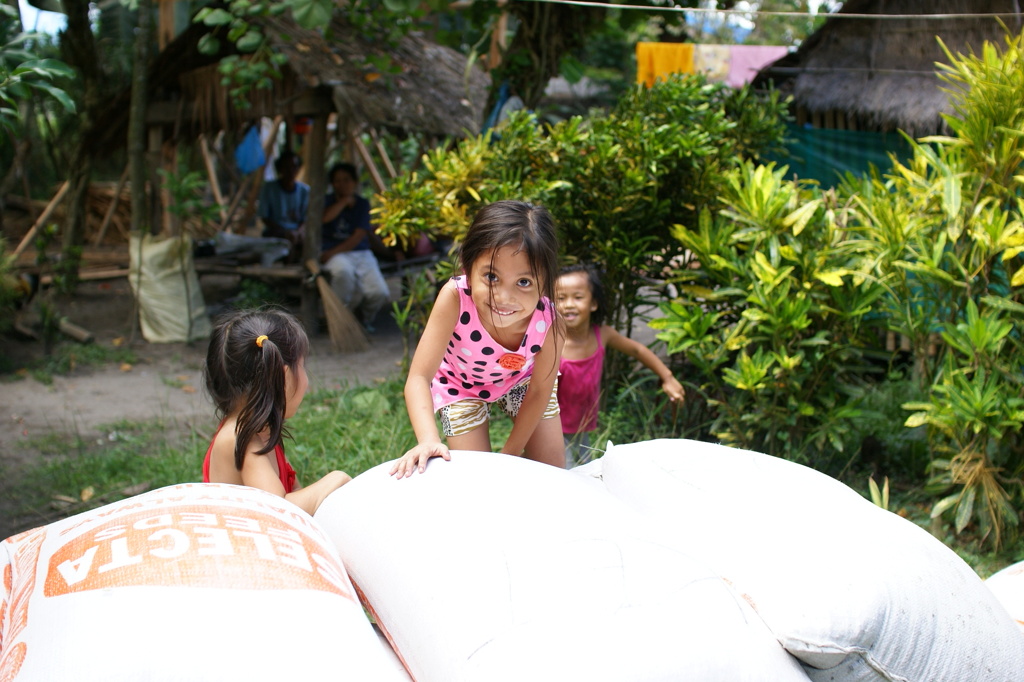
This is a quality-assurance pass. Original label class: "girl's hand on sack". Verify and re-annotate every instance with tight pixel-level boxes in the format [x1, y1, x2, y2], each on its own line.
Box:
[390, 442, 451, 478]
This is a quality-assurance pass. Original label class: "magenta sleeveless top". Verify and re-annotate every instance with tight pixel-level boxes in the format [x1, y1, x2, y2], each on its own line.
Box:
[430, 275, 555, 411]
[557, 326, 604, 434]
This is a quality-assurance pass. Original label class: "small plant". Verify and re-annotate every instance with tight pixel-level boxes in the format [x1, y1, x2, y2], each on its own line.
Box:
[868, 475, 890, 511]
[159, 162, 222, 235]
[234, 278, 287, 309]
[390, 269, 436, 373]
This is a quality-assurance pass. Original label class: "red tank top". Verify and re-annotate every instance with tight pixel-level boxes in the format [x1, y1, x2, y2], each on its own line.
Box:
[203, 421, 297, 493]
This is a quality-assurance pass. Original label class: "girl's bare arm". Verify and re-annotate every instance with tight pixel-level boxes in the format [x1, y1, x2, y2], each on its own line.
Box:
[239, 442, 349, 515]
[602, 324, 685, 401]
[391, 282, 461, 476]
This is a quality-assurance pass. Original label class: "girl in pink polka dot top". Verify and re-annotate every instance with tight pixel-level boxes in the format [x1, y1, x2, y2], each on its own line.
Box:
[390, 201, 565, 476]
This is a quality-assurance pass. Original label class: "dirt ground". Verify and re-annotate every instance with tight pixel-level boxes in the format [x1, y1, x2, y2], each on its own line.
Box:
[0, 273, 408, 536]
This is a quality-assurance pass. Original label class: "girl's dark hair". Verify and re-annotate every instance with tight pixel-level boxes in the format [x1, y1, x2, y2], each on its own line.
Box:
[203, 307, 309, 470]
[559, 263, 606, 327]
[459, 200, 560, 316]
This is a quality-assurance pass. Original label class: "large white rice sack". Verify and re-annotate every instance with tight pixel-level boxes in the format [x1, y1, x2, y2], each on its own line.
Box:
[315, 451, 811, 682]
[986, 560, 1024, 635]
[0, 483, 404, 681]
[593, 438, 1024, 682]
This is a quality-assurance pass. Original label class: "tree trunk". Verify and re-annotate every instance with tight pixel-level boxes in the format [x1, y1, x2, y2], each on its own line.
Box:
[500, 4, 604, 110]
[129, 0, 153, 235]
[59, 0, 102, 287]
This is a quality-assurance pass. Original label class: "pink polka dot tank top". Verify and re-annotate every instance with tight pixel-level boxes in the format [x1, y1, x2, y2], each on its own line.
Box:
[431, 275, 555, 411]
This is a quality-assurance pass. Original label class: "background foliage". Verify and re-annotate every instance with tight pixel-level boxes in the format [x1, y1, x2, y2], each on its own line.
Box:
[654, 30, 1024, 550]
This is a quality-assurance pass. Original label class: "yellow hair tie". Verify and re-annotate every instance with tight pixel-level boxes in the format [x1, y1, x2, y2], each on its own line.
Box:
[255, 335, 269, 348]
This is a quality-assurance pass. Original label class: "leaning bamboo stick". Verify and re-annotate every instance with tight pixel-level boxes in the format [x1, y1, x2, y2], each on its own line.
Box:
[218, 174, 253, 233]
[13, 181, 69, 258]
[199, 134, 228, 222]
[353, 135, 387, 194]
[93, 165, 129, 246]
[369, 127, 397, 179]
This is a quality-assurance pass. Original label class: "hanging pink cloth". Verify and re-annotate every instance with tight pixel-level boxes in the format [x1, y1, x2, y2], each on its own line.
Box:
[727, 45, 788, 88]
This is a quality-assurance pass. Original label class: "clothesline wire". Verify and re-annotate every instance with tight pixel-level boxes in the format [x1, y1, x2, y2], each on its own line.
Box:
[518, 0, 1023, 22]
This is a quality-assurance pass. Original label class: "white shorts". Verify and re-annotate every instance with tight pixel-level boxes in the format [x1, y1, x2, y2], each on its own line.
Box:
[438, 377, 560, 437]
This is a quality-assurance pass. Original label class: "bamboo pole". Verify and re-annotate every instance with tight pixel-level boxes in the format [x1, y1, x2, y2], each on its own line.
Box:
[12, 181, 70, 258]
[199, 134, 228, 222]
[368, 127, 397, 179]
[353, 135, 387, 194]
[302, 114, 329, 331]
[94, 164, 130, 246]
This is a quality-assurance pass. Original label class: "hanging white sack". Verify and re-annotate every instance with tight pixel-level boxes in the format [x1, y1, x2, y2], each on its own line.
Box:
[593, 438, 1024, 682]
[129, 233, 211, 343]
[0, 483, 405, 682]
[315, 451, 811, 682]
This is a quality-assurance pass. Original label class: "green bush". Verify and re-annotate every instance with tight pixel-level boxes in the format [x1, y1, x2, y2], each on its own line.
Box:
[653, 29, 1024, 550]
[375, 74, 789, 386]
[652, 161, 884, 467]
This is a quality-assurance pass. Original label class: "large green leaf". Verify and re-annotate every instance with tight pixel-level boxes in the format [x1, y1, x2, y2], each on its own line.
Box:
[290, 0, 332, 29]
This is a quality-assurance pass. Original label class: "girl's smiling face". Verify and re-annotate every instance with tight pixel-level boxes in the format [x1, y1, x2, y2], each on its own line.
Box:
[469, 245, 541, 334]
[556, 271, 598, 331]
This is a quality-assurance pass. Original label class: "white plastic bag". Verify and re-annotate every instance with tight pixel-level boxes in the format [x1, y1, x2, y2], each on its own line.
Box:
[986, 559, 1024, 635]
[0, 483, 404, 681]
[594, 439, 1024, 682]
[315, 451, 810, 682]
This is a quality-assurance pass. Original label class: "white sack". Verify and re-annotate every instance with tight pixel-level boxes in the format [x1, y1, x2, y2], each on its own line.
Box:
[595, 438, 1024, 682]
[315, 451, 810, 682]
[0, 483, 403, 682]
[129, 233, 211, 343]
[986, 560, 1024, 635]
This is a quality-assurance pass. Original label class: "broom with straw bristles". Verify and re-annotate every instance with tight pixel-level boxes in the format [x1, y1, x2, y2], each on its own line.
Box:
[306, 259, 370, 353]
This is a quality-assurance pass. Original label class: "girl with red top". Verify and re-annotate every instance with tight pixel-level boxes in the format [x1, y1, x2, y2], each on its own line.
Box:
[203, 308, 350, 514]
[390, 201, 565, 477]
[556, 264, 685, 468]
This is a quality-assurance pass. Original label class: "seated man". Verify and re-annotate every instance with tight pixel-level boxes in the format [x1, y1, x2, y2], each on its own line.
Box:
[319, 162, 391, 332]
[259, 151, 308, 262]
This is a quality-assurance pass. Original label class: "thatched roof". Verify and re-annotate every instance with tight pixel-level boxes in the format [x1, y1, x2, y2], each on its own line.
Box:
[89, 12, 489, 154]
[751, 0, 1022, 136]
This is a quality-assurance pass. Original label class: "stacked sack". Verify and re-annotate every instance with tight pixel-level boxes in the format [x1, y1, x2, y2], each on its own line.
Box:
[0, 483, 406, 681]
[986, 560, 1024, 635]
[586, 438, 1024, 682]
[315, 451, 811, 682]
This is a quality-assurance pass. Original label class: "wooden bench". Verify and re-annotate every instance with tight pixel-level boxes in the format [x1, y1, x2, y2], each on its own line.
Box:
[378, 253, 441, 280]
[194, 260, 307, 281]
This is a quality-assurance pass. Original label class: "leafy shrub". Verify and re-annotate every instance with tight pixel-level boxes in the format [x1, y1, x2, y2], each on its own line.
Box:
[652, 162, 884, 467]
[375, 74, 790, 387]
[653, 29, 1024, 550]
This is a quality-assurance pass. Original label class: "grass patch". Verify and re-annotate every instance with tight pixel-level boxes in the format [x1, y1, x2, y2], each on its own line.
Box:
[1, 341, 137, 384]
[10, 418, 205, 531]
[8, 375, 1024, 577]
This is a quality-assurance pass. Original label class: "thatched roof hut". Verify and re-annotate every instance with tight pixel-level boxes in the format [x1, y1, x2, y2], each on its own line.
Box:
[752, 0, 1022, 136]
[89, 12, 490, 155]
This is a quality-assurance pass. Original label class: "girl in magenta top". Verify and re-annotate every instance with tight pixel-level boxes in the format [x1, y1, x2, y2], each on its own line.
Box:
[556, 264, 685, 467]
[203, 308, 350, 515]
[390, 201, 565, 476]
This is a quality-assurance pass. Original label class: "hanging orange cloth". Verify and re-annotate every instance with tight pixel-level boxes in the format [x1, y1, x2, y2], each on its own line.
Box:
[635, 42, 695, 87]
